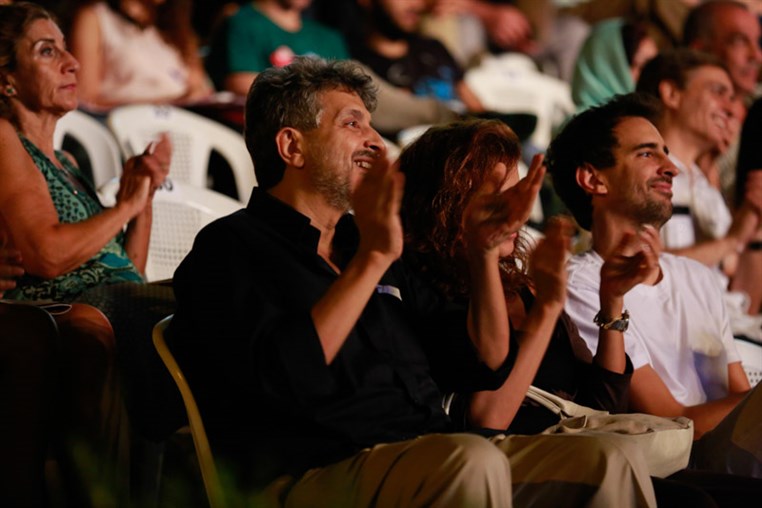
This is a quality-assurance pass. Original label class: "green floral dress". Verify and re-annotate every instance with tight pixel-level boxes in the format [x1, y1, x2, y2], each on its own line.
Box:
[5, 135, 144, 302]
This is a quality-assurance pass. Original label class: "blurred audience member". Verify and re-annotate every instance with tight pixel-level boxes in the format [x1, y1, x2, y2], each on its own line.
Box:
[683, 0, 762, 101]
[353, 0, 484, 113]
[431, 0, 589, 82]
[206, 0, 349, 96]
[733, 97, 762, 314]
[563, 0, 696, 49]
[683, 1, 762, 312]
[206, 0, 458, 138]
[682, 1, 760, 196]
[636, 50, 762, 344]
[69, 0, 212, 111]
[572, 18, 658, 111]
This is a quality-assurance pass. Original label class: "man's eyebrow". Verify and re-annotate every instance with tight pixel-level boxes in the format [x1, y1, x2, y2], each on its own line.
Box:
[628, 142, 660, 152]
[344, 108, 364, 119]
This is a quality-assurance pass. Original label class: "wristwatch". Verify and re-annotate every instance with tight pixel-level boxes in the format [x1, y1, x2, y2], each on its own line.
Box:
[594, 310, 630, 332]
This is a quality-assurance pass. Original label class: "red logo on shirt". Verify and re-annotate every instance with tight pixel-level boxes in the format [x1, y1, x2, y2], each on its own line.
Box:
[270, 46, 296, 68]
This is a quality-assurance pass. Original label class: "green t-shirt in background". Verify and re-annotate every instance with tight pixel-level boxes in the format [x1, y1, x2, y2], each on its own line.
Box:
[207, 5, 350, 90]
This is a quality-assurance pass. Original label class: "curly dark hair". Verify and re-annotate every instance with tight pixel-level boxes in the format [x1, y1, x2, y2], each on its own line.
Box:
[399, 119, 532, 299]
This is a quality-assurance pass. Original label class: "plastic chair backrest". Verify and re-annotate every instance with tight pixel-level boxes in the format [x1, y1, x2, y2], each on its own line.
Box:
[107, 104, 256, 203]
[464, 53, 575, 149]
[53, 109, 123, 189]
[152, 315, 225, 508]
[143, 180, 242, 282]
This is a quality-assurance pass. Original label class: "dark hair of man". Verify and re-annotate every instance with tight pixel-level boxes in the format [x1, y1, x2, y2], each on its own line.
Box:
[244, 57, 378, 190]
[682, 0, 748, 46]
[621, 19, 651, 66]
[636, 48, 727, 99]
[399, 119, 531, 299]
[545, 93, 662, 231]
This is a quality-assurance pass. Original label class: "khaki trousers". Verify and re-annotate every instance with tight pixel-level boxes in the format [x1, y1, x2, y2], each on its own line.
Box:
[264, 432, 657, 508]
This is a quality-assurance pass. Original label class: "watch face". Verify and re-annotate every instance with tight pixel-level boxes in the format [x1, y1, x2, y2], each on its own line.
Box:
[594, 311, 629, 332]
[610, 319, 628, 332]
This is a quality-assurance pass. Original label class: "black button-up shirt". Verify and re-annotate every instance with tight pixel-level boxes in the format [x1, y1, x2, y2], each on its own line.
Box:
[169, 189, 508, 487]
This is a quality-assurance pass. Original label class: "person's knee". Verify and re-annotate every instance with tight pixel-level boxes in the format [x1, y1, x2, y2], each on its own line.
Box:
[59, 303, 116, 354]
[420, 433, 512, 488]
[376, 434, 511, 507]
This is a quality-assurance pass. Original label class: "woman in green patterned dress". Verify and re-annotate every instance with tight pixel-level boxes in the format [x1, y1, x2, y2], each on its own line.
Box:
[0, 3, 170, 302]
[0, 3, 177, 502]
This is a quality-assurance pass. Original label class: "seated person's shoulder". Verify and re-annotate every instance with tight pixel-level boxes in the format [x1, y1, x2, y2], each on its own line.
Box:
[659, 251, 717, 280]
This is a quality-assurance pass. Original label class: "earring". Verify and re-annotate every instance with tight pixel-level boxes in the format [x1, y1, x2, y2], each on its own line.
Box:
[5, 86, 15, 96]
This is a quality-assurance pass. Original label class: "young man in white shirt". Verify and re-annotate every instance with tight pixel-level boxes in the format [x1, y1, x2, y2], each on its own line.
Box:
[546, 92, 761, 478]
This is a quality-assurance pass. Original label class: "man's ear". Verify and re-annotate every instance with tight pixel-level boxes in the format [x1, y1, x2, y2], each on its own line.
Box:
[658, 80, 681, 110]
[275, 127, 305, 169]
[576, 163, 608, 196]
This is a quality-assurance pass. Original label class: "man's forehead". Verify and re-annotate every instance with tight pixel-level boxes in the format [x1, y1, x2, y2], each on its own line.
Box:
[613, 117, 663, 147]
[713, 5, 760, 39]
[316, 89, 370, 119]
[685, 65, 733, 88]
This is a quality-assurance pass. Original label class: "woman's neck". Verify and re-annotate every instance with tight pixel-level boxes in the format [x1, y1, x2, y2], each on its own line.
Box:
[15, 110, 60, 167]
[119, 0, 156, 28]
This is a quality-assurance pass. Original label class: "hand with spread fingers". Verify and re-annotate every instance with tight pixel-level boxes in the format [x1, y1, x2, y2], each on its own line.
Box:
[462, 153, 545, 255]
[600, 225, 661, 302]
[352, 156, 405, 264]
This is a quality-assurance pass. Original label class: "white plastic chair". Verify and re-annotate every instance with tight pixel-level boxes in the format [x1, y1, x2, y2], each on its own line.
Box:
[107, 104, 257, 203]
[144, 181, 242, 282]
[464, 53, 575, 150]
[53, 109, 123, 190]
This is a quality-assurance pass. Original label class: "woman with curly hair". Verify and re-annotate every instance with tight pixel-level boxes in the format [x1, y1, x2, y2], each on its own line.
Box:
[399, 119, 659, 434]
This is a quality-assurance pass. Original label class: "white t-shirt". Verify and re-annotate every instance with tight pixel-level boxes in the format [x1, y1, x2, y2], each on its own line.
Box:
[566, 251, 740, 406]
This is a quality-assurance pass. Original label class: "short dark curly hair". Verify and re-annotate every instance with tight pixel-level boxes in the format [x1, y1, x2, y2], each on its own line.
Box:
[545, 93, 662, 231]
[244, 57, 378, 190]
